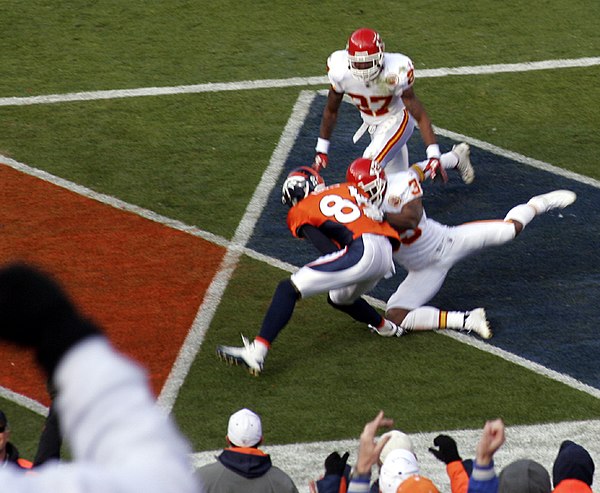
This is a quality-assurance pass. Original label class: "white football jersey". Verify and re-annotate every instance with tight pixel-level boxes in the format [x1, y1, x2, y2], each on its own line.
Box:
[327, 50, 415, 125]
[383, 171, 447, 271]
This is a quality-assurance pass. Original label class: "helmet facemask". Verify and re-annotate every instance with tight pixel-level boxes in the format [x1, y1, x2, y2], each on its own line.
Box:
[346, 158, 387, 208]
[348, 52, 384, 81]
[360, 175, 387, 208]
[346, 28, 385, 82]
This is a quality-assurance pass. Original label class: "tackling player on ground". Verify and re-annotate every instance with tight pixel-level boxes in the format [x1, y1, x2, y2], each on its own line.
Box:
[346, 157, 577, 338]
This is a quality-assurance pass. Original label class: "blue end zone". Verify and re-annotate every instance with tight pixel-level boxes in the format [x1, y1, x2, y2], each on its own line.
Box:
[247, 94, 600, 390]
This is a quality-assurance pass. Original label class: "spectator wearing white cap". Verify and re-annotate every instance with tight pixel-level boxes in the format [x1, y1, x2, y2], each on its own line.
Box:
[378, 448, 421, 493]
[344, 411, 442, 493]
[367, 430, 416, 493]
[312, 429, 416, 493]
[380, 430, 415, 464]
[196, 408, 299, 493]
[378, 446, 441, 493]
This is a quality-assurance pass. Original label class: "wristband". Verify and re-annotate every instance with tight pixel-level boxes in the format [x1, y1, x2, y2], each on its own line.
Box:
[316, 138, 330, 154]
[350, 471, 371, 481]
[426, 144, 440, 159]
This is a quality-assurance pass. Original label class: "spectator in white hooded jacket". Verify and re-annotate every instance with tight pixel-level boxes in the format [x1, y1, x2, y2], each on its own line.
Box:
[0, 263, 199, 493]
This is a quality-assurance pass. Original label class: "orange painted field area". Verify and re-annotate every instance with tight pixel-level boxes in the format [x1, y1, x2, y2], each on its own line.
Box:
[0, 164, 226, 405]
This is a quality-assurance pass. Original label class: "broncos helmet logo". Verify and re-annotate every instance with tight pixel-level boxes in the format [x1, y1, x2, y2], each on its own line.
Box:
[281, 166, 326, 207]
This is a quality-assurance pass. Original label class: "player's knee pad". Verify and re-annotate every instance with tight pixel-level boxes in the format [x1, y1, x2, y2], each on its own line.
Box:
[327, 294, 348, 309]
[327, 293, 344, 307]
[327, 290, 354, 306]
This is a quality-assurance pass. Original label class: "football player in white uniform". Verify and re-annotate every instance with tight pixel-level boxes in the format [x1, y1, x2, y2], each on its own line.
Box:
[313, 27, 474, 184]
[346, 157, 577, 339]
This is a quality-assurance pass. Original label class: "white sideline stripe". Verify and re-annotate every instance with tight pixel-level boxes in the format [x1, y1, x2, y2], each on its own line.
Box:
[0, 386, 48, 416]
[0, 77, 327, 107]
[192, 418, 600, 490]
[0, 57, 598, 106]
[0, 154, 230, 250]
[418, 56, 600, 77]
[434, 126, 600, 187]
[156, 90, 317, 411]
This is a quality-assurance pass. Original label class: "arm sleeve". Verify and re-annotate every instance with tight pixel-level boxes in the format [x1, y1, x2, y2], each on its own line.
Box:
[300, 224, 340, 254]
[347, 474, 371, 493]
[0, 337, 199, 493]
[447, 461, 469, 493]
[467, 461, 499, 493]
[316, 474, 343, 493]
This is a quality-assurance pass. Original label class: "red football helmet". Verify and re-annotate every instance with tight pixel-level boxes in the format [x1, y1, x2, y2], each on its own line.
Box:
[346, 157, 387, 207]
[346, 28, 385, 81]
[281, 166, 325, 207]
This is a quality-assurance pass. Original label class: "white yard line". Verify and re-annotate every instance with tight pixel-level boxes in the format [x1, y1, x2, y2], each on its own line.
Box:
[433, 127, 600, 187]
[157, 90, 317, 410]
[0, 57, 598, 107]
[0, 386, 48, 416]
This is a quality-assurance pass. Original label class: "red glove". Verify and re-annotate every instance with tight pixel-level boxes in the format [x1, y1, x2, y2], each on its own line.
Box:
[424, 158, 448, 184]
[313, 152, 328, 171]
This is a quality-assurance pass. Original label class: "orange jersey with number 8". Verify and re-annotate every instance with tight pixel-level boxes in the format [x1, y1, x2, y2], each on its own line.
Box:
[287, 183, 400, 250]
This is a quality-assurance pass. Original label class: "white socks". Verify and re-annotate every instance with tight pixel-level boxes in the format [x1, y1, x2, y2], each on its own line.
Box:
[504, 203, 536, 228]
[441, 151, 459, 169]
[400, 306, 467, 331]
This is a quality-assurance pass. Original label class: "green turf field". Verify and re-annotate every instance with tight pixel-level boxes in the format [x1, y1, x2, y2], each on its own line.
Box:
[0, 0, 598, 476]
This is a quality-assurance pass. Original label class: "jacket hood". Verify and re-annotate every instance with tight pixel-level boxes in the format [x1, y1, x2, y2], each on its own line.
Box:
[552, 440, 595, 487]
[218, 448, 272, 479]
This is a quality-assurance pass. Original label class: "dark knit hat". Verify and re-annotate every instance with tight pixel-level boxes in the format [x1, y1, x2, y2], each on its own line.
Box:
[498, 459, 551, 493]
[552, 440, 595, 487]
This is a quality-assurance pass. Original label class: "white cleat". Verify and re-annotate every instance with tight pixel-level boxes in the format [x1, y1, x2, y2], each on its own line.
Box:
[527, 190, 577, 215]
[464, 308, 492, 339]
[452, 143, 475, 184]
[216, 335, 264, 376]
[369, 319, 406, 337]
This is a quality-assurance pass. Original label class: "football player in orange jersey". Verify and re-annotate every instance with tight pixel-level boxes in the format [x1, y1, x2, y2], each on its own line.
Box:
[217, 166, 403, 376]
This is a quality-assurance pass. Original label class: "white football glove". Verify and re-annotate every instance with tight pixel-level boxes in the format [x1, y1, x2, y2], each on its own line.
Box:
[362, 203, 384, 222]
